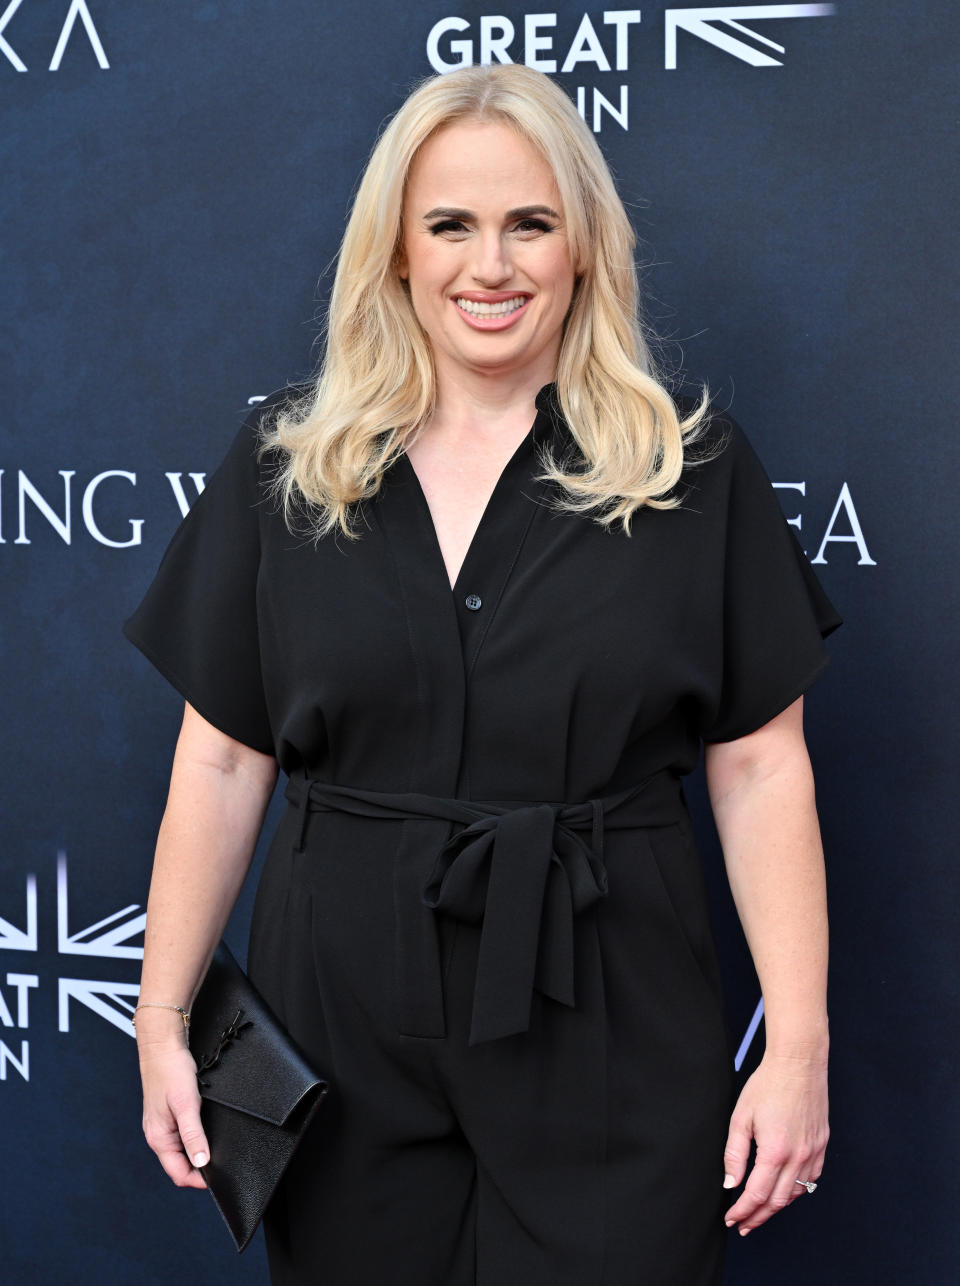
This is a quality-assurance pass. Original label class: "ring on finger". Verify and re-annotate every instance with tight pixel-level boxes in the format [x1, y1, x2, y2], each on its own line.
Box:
[794, 1178, 818, 1194]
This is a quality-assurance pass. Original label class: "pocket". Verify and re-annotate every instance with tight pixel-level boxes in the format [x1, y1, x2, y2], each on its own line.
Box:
[247, 809, 310, 1030]
[645, 821, 727, 1028]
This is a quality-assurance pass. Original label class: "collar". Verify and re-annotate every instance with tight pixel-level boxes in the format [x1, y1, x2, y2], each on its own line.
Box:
[532, 381, 575, 455]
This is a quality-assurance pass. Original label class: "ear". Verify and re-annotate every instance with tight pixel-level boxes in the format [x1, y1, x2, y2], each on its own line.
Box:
[396, 244, 409, 281]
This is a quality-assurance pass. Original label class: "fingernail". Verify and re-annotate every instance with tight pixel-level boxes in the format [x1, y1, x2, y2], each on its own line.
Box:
[193, 1151, 208, 1167]
[724, 1219, 736, 1228]
[739, 1226, 751, 1237]
[723, 1173, 737, 1189]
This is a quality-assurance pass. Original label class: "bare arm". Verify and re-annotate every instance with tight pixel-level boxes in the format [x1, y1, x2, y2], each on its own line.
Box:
[134, 700, 278, 1188]
[704, 694, 830, 1234]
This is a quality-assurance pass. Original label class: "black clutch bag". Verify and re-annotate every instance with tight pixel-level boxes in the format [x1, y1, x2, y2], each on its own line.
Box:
[187, 941, 330, 1252]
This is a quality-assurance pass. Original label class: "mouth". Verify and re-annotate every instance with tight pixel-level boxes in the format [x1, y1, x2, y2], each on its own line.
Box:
[452, 294, 531, 330]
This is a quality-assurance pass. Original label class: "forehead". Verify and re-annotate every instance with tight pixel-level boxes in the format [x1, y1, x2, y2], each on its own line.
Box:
[404, 120, 561, 206]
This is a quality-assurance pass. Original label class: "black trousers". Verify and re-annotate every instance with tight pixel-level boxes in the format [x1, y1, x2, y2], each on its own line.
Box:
[247, 781, 736, 1285]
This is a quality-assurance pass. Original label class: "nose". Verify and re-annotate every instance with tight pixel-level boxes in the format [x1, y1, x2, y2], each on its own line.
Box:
[471, 229, 512, 288]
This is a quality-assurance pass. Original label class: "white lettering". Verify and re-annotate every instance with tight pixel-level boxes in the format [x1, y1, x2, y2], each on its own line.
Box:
[479, 14, 514, 64]
[593, 83, 628, 130]
[81, 470, 143, 547]
[0, 0, 26, 72]
[560, 14, 609, 73]
[524, 13, 557, 71]
[426, 15, 472, 72]
[773, 481, 806, 534]
[812, 482, 876, 566]
[603, 10, 641, 71]
[0, 1039, 29, 1081]
[165, 471, 206, 517]
[575, 84, 631, 133]
[49, 0, 109, 71]
[424, 7, 831, 81]
[15, 470, 74, 545]
[3, 974, 37, 1027]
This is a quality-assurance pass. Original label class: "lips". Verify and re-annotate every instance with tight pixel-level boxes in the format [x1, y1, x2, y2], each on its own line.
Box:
[454, 295, 528, 318]
[452, 292, 532, 330]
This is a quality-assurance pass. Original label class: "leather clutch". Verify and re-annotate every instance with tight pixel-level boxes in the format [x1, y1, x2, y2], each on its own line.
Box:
[188, 941, 330, 1252]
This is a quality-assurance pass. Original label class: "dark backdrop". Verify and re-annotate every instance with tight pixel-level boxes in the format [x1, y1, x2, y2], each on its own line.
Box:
[2, 3, 956, 1282]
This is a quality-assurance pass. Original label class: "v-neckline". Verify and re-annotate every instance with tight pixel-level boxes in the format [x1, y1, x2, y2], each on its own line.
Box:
[400, 418, 540, 595]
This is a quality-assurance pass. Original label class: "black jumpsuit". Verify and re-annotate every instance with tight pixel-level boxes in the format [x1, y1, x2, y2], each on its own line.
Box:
[124, 382, 841, 1285]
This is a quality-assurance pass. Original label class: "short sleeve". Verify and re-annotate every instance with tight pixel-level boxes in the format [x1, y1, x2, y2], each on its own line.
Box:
[698, 420, 843, 744]
[122, 402, 275, 755]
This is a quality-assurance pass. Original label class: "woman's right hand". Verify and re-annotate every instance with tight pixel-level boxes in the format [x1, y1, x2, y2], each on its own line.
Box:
[137, 1016, 211, 1190]
[131, 703, 277, 1190]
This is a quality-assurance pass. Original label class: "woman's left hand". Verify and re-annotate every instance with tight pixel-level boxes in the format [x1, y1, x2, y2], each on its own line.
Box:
[721, 1050, 829, 1235]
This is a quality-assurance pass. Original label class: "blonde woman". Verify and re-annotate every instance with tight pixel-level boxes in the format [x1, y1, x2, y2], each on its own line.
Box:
[126, 63, 840, 1285]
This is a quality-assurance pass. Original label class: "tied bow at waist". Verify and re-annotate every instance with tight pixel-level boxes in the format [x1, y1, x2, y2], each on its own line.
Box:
[284, 772, 684, 1046]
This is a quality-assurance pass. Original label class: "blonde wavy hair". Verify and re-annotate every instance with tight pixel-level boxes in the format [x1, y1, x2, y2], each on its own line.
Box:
[261, 62, 713, 540]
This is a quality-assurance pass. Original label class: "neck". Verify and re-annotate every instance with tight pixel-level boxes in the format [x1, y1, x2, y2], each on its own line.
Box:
[428, 360, 557, 443]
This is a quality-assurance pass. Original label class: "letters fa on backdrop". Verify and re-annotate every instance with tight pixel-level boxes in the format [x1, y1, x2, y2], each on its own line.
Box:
[0, 0, 108, 72]
[426, 5, 837, 132]
[0, 855, 144, 1083]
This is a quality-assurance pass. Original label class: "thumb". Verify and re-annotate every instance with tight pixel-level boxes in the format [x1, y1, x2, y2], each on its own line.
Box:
[175, 1100, 211, 1170]
[722, 1113, 752, 1189]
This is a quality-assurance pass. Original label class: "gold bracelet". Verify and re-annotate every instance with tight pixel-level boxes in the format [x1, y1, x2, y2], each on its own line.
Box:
[131, 1002, 191, 1030]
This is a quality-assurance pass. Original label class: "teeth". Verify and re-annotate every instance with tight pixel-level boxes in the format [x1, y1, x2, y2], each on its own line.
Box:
[455, 296, 527, 317]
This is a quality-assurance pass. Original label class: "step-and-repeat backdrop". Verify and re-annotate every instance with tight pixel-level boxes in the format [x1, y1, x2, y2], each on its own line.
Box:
[2, 3, 955, 1282]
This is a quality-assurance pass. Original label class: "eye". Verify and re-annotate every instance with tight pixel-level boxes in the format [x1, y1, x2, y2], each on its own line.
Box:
[512, 217, 555, 236]
[427, 219, 470, 236]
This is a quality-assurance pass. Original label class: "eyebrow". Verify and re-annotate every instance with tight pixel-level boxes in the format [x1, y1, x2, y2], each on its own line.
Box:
[422, 205, 561, 221]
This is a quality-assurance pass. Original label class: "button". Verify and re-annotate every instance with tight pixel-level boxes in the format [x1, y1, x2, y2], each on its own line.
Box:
[464, 593, 482, 611]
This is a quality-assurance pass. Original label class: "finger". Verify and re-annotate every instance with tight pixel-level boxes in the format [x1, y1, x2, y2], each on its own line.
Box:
[789, 1152, 826, 1200]
[747, 1162, 809, 1233]
[721, 1115, 752, 1191]
[727, 1137, 829, 1232]
[724, 1155, 784, 1230]
[143, 1118, 208, 1189]
[156, 1142, 208, 1189]
[735, 1152, 819, 1234]
[174, 1102, 211, 1172]
[164, 1077, 210, 1167]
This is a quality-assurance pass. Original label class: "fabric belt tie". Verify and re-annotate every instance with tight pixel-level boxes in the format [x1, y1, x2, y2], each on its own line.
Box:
[284, 771, 683, 1046]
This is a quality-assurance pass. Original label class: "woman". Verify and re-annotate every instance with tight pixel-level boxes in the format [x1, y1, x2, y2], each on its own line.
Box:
[126, 62, 840, 1285]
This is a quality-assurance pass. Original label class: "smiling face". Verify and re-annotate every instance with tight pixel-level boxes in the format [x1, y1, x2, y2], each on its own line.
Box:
[397, 119, 576, 392]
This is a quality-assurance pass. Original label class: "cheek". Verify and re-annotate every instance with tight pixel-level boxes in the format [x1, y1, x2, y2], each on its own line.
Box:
[546, 269, 576, 319]
[539, 244, 575, 301]
[406, 246, 450, 304]
[405, 271, 449, 339]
